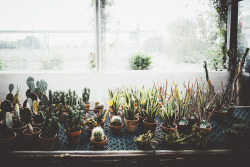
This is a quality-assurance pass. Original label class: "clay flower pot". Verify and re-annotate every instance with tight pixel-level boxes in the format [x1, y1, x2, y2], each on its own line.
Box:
[32, 121, 42, 127]
[161, 123, 177, 133]
[65, 130, 81, 146]
[109, 123, 123, 132]
[85, 103, 90, 112]
[143, 119, 158, 131]
[124, 118, 139, 132]
[0, 132, 17, 150]
[93, 108, 102, 113]
[39, 133, 57, 150]
[23, 127, 41, 149]
[90, 135, 108, 147]
[109, 111, 122, 120]
[138, 116, 146, 124]
[10, 124, 27, 139]
[194, 123, 212, 134]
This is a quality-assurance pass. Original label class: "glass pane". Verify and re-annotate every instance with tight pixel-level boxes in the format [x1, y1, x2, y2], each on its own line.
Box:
[101, 0, 221, 71]
[0, 0, 95, 71]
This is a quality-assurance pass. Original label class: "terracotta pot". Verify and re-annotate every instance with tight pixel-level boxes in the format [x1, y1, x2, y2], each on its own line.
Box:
[108, 107, 113, 112]
[90, 135, 107, 147]
[65, 130, 81, 146]
[194, 123, 212, 134]
[81, 120, 86, 126]
[85, 103, 90, 112]
[85, 113, 88, 120]
[39, 133, 57, 150]
[124, 118, 139, 132]
[161, 123, 177, 133]
[0, 132, 17, 150]
[138, 116, 146, 124]
[187, 118, 199, 127]
[109, 111, 122, 120]
[109, 123, 123, 132]
[10, 124, 27, 139]
[143, 119, 158, 131]
[23, 127, 41, 150]
[32, 121, 42, 127]
[93, 108, 102, 113]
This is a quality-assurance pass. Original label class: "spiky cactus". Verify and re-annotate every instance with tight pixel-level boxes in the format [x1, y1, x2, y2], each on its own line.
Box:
[111, 116, 122, 126]
[41, 94, 49, 106]
[91, 127, 105, 142]
[6, 84, 14, 102]
[41, 115, 60, 138]
[82, 87, 90, 103]
[63, 106, 84, 132]
[95, 101, 100, 109]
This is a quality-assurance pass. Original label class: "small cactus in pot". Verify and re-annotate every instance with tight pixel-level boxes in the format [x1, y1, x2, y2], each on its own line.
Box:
[6, 84, 14, 103]
[90, 127, 107, 147]
[109, 116, 123, 132]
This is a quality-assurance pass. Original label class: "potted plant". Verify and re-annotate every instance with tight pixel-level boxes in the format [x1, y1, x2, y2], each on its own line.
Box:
[109, 116, 123, 132]
[134, 130, 158, 150]
[85, 118, 98, 132]
[0, 106, 16, 150]
[94, 109, 108, 126]
[159, 99, 177, 133]
[90, 126, 107, 147]
[93, 101, 104, 113]
[108, 91, 122, 120]
[124, 99, 139, 132]
[6, 84, 14, 104]
[32, 101, 44, 127]
[39, 115, 60, 150]
[213, 86, 229, 120]
[63, 106, 84, 146]
[20, 104, 41, 150]
[82, 87, 90, 112]
[10, 104, 26, 139]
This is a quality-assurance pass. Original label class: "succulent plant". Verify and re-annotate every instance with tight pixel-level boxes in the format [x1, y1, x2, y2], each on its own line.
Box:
[85, 118, 97, 130]
[95, 101, 100, 109]
[159, 99, 176, 128]
[41, 94, 49, 106]
[6, 84, 14, 102]
[63, 106, 84, 132]
[124, 98, 139, 120]
[110, 116, 122, 126]
[162, 132, 188, 148]
[37, 79, 48, 95]
[20, 107, 32, 124]
[0, 100, 12, 119]
[91, 127, 105, 142]
[94, 109, 107, 123]
[134, 130, 158, 150]
[41, 115, 60, 138]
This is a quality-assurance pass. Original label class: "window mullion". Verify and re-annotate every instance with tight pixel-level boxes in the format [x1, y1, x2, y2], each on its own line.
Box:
[95, 0, 101, 71]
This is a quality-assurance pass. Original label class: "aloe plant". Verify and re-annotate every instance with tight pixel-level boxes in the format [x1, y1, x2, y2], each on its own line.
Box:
[159, 99, 176, 128]
[124, 98, 139, 120]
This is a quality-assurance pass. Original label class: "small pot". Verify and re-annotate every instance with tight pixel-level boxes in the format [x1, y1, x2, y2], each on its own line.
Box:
[109, 111, 122, 120]
[124, 118, 139, 132]
[23, 127, 41, 150]
[85, 103, 90, 112]
[39, 133, 57, 150]
[32, 121, 42, 127]
[90, 135, 107, 147]
[161, 123, 177, 133]
[65, 130, 81, 146]
[194, 123, 212, 134]
[109, 123, 123, 132]
[143, 119, 158, 131]
[10, 124, 27, 139]
[0, 132, 17, 150]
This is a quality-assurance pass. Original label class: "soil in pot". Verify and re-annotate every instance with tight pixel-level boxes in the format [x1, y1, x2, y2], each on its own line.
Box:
[143, 119, 158, 131]
[65, 130, 81, 146]
[23, 127, 41, 150]
[90, 135, 107, 147]
[109, 123, 123, 133]
[161, 123, 177, 134]
[0, 132, 17, 150]
[39, 133, 57, 150]
[124, 118, 139, 132]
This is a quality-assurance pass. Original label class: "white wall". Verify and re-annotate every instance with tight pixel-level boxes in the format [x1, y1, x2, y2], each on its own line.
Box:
[0, 71, 228, 108]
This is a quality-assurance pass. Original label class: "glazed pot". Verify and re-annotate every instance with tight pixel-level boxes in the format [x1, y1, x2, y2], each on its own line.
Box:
[23, 127, 41, 150]
[65, 130, 81, 146]
[109, 123, 123, 132]
[90, 135, 107, 147]
[143, 119, 158, 131]
[161, 123, 177, 133]
[194, 123, 212, 134]
[0, 132, 17, 150]
[109, 111, 122, 120]
[124, 118, 139, 132]
[39, 133, 57, 150]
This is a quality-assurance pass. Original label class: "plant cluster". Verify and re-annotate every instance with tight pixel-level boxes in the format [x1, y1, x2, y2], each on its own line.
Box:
[134, 130, 159, 150]
[130, 54, 152, 70]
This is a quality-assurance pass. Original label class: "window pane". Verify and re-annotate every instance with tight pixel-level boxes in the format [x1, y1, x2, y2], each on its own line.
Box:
[101, 0, 221, 71]
[0, 0, 95, 71]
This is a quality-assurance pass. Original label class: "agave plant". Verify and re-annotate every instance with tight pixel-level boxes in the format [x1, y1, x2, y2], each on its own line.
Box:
[159, 99, 176, 128]
[124, 98, 139, 120]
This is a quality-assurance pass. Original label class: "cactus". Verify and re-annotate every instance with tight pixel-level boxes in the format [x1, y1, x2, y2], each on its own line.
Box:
[94, 101, 100, 109]
[41, 94, 49, 106]
[94, 109, 107, 123]
[6, 84, 14, 102]
[38, 79, 48, 94]
[111, 116, 122, 126]
[63, 106, 84, 132]
[91, 127, 105, 142]
[85, 118, 97, 130]
[26, 98, 33, 110]
[13, 93, 20, 106]
[82, 87, 90, 103]
[26, 76, 34, 88]
[20, 107, 32, 125]
[41, 115, 60, 138]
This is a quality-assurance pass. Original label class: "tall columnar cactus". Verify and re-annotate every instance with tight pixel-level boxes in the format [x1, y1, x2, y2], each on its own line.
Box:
[63, 106, 84, 132]
[41, 115, 60, 138]
[82, 87, 90, 103]
[91, 127, 105, 142]
[41, 94, 49, 106]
